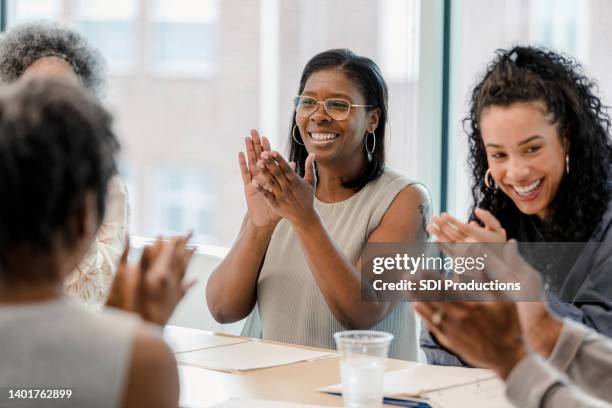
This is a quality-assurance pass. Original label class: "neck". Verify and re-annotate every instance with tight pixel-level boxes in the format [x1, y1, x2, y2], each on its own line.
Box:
[315, 158, 367, 202]
[0, 245, 70, 304]
[0, 284, 64, 304]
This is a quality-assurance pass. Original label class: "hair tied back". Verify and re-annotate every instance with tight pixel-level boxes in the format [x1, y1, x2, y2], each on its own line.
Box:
[508, 50, 518, 63]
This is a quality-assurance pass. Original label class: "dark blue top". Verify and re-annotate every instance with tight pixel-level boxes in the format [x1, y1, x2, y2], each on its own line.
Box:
[421, 201, 612, 366]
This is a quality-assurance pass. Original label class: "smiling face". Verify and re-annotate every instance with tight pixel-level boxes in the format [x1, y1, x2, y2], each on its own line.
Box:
[295, 68, 379, 167]
[480, 101, 568, 220]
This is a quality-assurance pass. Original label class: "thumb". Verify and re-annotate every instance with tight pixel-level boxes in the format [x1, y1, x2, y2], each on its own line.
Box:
[304, 153, 316, 186]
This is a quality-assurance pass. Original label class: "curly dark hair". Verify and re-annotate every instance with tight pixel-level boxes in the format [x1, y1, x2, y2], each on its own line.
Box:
[0, 21, 106, 96]
[465, 45, 612, 241]
[288, 49, 388, 189]
[0, 77, 118, 282]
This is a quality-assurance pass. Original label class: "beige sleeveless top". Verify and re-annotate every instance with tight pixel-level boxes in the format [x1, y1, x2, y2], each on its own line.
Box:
[257, 168, 421, 360]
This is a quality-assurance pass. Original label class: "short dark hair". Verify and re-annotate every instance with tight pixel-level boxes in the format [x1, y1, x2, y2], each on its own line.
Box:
[0, 22, 106, 96]
[0, 77, 119, 275]
[288, 49, 388, 189]
[466, 45, 612, 241]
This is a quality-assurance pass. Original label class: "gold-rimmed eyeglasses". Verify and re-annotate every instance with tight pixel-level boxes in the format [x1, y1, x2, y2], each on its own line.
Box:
[293, 95, 372, 121]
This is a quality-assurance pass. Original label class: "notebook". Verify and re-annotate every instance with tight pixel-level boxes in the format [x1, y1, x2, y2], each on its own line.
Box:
[320, 364, 513, 407]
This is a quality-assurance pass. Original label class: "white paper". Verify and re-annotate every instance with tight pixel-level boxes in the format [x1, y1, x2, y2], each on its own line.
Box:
[426, 377, 514, 408]
[175, 341, 336, 372]
[211, 398, 332, 408]
[163, 325, 247, 353]
[320, 363, 495, 399]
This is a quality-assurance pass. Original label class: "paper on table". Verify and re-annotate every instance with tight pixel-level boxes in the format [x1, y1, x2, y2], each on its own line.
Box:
[320, 363, 496, 400]
[163, 325, 247, 354]
[426, 377, 514, 408]
[176, 341, 336, 373]
[211, 398, 332, 408]
[381, 364, 496, 398]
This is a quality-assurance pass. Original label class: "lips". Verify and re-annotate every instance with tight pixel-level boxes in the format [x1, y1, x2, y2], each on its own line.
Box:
[511, 177, 543, 197]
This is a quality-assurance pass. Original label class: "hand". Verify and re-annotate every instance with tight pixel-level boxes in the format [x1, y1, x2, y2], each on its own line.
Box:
[238, 129, 281, 228]
[254, 150, 318, 227]
[415, 301, 527, 379]
[107, 234, 196, 326]
[428, 208, 506, 243]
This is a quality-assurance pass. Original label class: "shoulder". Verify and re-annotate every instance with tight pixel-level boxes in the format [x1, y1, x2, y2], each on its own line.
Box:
[121, 324, 179, 408]
[376, 168, 431, 214]
[368, 169, 430, 241]
[591, 199, 612, 241]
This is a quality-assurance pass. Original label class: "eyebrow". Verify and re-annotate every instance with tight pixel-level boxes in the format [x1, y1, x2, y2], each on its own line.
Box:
[485, 135, 544, 148]
[301, 91, 353, 100]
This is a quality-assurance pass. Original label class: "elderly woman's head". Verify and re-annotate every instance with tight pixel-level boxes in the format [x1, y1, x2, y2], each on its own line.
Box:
[0, 77, 118, 286]
[0, 22, 106, 97]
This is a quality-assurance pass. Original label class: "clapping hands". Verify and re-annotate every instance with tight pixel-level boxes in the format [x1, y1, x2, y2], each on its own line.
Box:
[106, 234, 196, 326]
[238, 130, 282, 227]
[428, 208, 507, 243]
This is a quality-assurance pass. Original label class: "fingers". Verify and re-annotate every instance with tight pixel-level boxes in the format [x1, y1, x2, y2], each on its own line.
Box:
[253, 182, 278, 207]
[251, 129, 264, 160]
[261, 135, 271, 152]
[474, 208, 503, 231]
[304, 153, 316, 186]
[257, 156, 283, 193]
[271, 151, 299, 183]
[238, 152, 251, 184]
[429, 214, 468, 242]
[245, 136, 258, 175]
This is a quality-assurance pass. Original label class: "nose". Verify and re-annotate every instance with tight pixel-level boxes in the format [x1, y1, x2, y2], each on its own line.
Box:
[310, 101, 332, 123]
[505, 157, 530, 181]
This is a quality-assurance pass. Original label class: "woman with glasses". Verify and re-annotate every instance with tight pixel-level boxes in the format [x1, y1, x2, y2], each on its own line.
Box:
[207, 49, 430, 360]
[422, 46, 612, 366]
[0, 22, 129, 308]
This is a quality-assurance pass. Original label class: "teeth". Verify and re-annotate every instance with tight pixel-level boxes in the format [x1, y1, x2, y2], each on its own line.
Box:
[513, 179, 542, 196]
[310, 132, 338, 141]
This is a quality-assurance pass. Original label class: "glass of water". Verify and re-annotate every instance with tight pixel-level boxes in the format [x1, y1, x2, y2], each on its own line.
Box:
[333, 331, 394, 408]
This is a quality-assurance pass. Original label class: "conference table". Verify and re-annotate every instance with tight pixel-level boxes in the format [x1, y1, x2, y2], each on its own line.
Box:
[170, 326, 414, 407]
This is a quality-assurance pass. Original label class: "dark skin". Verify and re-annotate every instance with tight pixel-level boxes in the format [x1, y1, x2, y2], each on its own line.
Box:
[207, 69, 430, 329]
[0, 192, 195, 408]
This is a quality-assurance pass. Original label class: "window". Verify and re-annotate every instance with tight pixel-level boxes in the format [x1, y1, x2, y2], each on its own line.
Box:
[150, 0, 219, 77]
[6, 0, 437, 247]
[446, 0, 595, 218]
[8, 0, 60, 23]
[74, 0, 137, 72]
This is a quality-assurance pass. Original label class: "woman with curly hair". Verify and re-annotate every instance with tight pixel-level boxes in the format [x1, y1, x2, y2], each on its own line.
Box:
[424, 45, 612, 365]
[0, 22, 128, 308]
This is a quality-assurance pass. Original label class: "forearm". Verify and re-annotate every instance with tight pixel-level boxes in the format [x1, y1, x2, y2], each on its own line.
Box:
[293, 214, 391, 329]
[206, 218, 276, 323]
[505, 353, 610, 408]
[545, 319, 612, 402]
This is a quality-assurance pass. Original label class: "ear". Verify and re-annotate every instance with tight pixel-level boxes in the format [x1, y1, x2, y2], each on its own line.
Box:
[367, 107, 381, 134]
[562, 137, 571, 154]
[70, 191, 100, 243]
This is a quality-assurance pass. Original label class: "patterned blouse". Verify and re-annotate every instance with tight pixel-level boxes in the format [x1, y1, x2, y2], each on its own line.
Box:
[64, 176, 129, 308]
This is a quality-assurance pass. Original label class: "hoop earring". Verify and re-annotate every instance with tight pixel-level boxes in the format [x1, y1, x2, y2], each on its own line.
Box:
[484, 169, 497, 190]
[365, 131, 376, 162]
[565, 154, 570, 174]
[292, 124, 304, 146]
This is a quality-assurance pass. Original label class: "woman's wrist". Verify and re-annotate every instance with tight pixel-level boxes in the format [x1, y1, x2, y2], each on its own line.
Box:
[494, 343, 528, 380]
[247, 217, 279, 237]
[290, 209, 321, 234]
